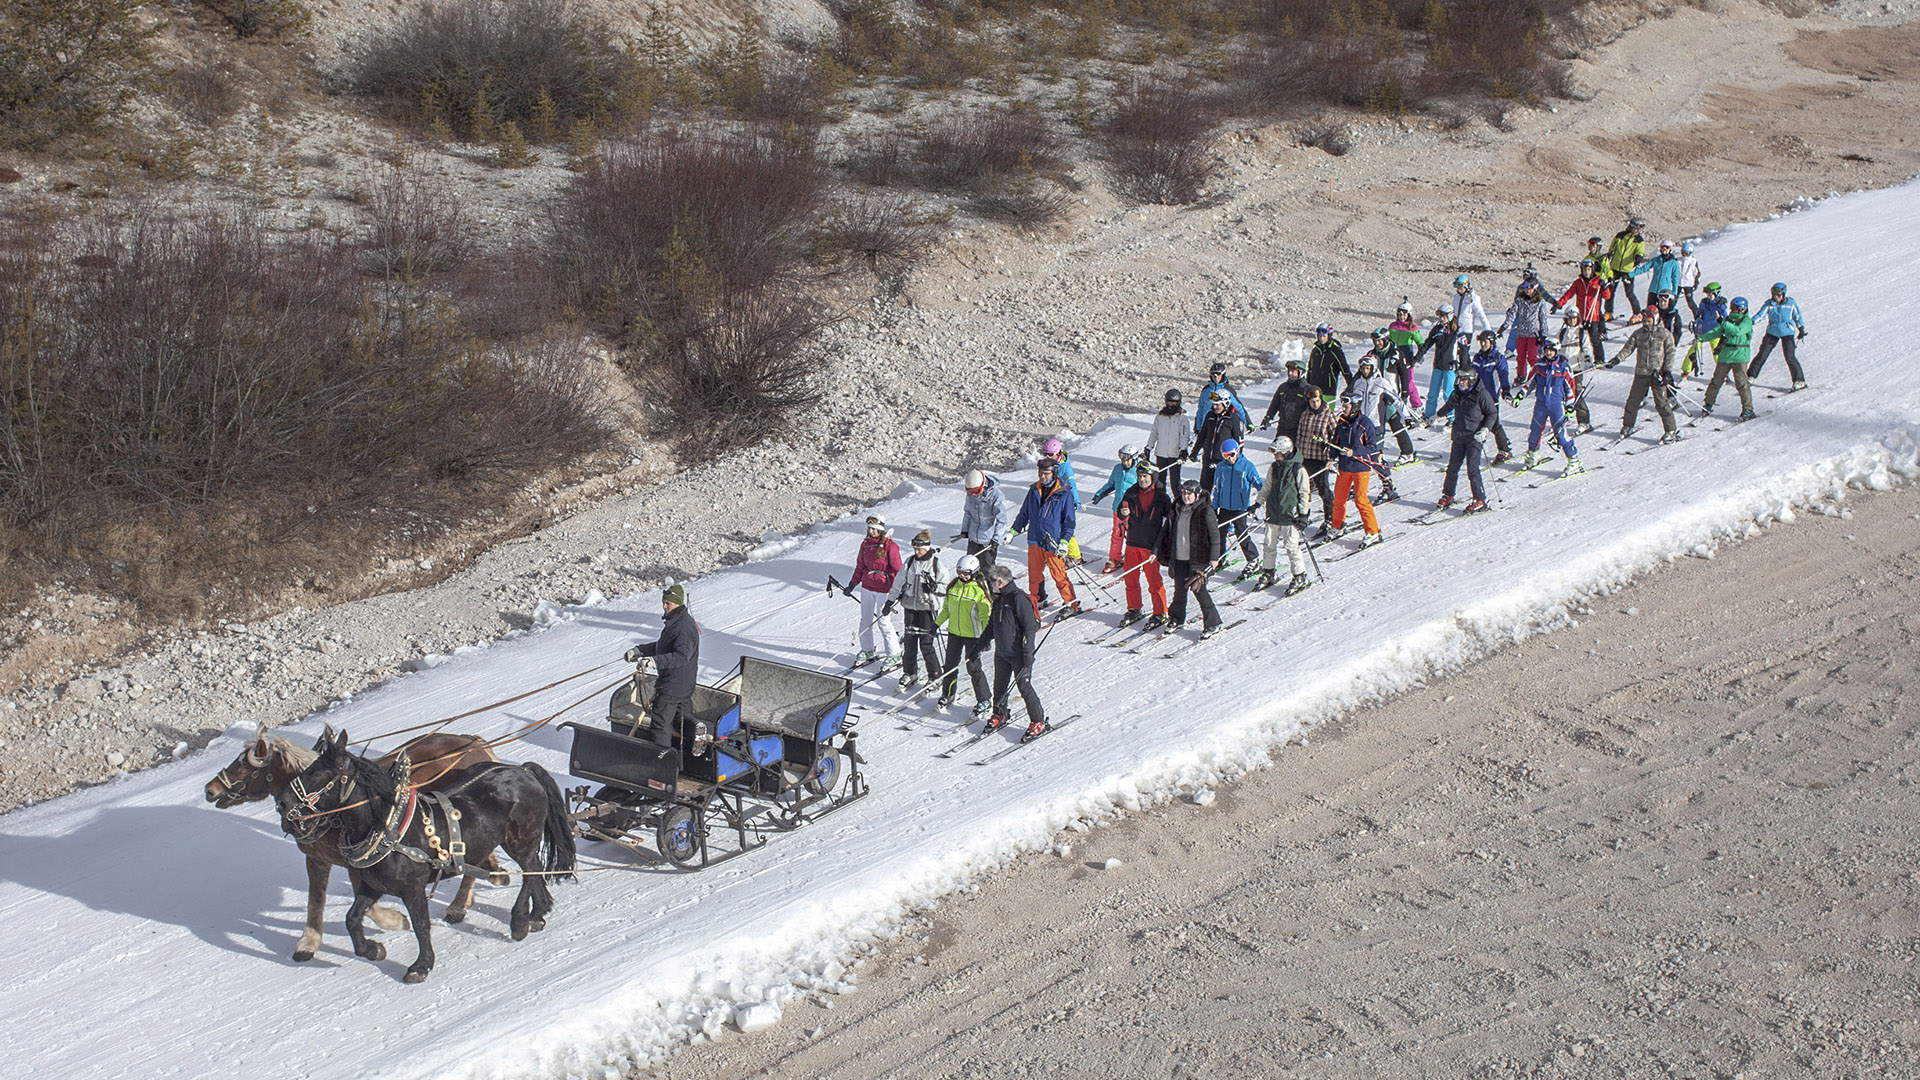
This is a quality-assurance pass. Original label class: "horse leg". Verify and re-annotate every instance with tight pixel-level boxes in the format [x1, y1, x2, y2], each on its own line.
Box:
[345, 884, 386, 964]
[446, 871, 475, 924]
[349, 868, 409, 932]
[294, 855, 328, 961]
[485, 853, 510, 888]
[401, 885, 436, 984]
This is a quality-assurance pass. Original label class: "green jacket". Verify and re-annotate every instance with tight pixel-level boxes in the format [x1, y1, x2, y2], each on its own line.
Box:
[936, 577, 992, 638]
[1604, 229, 1645, 279]
[1700, 312, 1755, 364]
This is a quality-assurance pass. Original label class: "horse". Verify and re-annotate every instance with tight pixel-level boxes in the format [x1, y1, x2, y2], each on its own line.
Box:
[277, 726, 576, 983]
[204, 722, 504, 961]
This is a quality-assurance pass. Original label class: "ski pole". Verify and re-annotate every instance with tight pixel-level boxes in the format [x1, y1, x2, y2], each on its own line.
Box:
[1303, 524, 1326, 583]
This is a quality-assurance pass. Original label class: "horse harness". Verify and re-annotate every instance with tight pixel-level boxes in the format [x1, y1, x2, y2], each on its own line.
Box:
[299, 751, 502, 879]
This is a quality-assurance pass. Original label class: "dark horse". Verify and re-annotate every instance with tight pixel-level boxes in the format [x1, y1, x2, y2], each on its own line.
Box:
[205, 722, 504, 961]
[278, 727, 576, 983]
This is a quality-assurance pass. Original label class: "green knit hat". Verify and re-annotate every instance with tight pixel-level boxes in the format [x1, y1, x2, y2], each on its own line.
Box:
[663, 583, 686, 608]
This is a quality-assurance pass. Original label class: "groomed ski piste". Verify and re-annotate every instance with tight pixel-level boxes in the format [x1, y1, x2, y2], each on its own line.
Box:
[3, 180, 1918, 1080]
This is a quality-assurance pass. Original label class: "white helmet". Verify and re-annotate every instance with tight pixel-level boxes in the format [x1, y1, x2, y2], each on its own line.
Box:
[1118, 443, 1139, 460]
[1271, 436, 1294, 456]
[1681, 240, 1695, 254]
[1396, 301, 1412, 314]
[963, 469, 985, 490]
[866, 513, 886, 531]
[956, 554, 981, 575]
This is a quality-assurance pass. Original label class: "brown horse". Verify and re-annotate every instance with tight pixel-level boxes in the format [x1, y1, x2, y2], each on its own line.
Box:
[205, 723, 503, 962]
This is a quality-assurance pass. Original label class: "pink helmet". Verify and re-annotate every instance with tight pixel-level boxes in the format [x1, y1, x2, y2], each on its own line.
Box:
[1041, 438, 1063, 457]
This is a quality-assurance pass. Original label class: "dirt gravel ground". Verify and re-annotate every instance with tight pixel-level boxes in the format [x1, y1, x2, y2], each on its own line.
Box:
[661, 472, 1920, 1080]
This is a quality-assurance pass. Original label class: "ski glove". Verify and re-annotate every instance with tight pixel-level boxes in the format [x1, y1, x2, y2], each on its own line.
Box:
[882, 601, 896, 616]
[842, 584, 855, 598]
[624, 648, 648, 664]
[1798, 328, 1807, 340]
[1005, 526, 1022, 542]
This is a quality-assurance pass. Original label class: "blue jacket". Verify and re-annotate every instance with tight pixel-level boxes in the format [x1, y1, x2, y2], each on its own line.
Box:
[1054, 455, 1082, 506]
[1210, 454, 1264, 512]
[1694, 294, 1729, 336]
[1755, 296, 1805, 337]
[1011, 477, 1077, 551]
[1332, 413, 1381, 475]
[1092, 461, 1135, 507]
[1471, 347, 1511, 397]
[1626, 253, 1682, 296]
[1192, 379, 1250, 435]
[1528, 356, 1573, 414]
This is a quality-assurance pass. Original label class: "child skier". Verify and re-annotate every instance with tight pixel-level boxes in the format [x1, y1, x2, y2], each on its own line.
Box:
[1684, 282, 1729, 379]
[934, 554, 993, 716]
[1144, 388, 1193, 493]
[1525, 342, 1584, 475]
[1750, 282, 1809, 389]
[1555, 258, 1611, 368]
[1209, 438, 1264, 577]
[1417, 304, 1461, 427]
[1499, 279, 1554, 384]
[1468, 330, 1515, 464]
[1698, 295, 1758, 420]
[1090, 444, 1141, 574]
[1387, 303, 1423, 411]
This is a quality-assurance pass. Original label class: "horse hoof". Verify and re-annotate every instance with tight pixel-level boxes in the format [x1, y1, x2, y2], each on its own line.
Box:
[529, 918, 546, 933]
[404, 968, 430, 984]
[488, 872, 511, 887]
[292, 949, 315, 963]
[511, 924, 530, 942]
[362, 942, 387, 962]
[445, 908, 467, 925]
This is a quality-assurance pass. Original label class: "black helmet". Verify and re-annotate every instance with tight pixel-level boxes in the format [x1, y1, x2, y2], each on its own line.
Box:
[1456, 365, 1479, 384]
[1165, 388, 1182, 404]
[1477, 329, 1496, 341]
[1579, 257, 1597, 269]
[1540, 339, 1560, 354]
[1209, 361, 1227, 378]
[1179, 479, 1201, 495]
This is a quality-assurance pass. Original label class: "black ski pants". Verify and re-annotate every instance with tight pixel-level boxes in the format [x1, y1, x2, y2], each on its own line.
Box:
[1577, 320, 1609, 367]
[1305, 459, 1335, 520]
[1166, 558, 1221, 630]
[901, 609, 940, 680]
[1154, 455, 1184, 494]
[965, 539, 999, 579]
[1215, 509, 1259, 566]
[991, 654, 1044, 725]
[1749, 334, 1805, 383]
[1442, 435, 1487, 502]
[940, 632, 990, 704]
[1379, 404, 1415, 456]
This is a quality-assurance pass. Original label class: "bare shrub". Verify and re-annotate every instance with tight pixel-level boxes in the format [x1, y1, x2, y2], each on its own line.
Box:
[1100, 78, 1220, 205]
[843, 129, 912, 187]
[968, 178, 1071, 230]
[914, 110, 1062, 192]
[0, 0, 156, 149]
[813, 193, 943, 280]
[197, 0, 310, 38]
[350, 0, 642, 143]
[162, 56, 243, 125]
[360, 169, 473, 280]
[645, 296, 836, 454]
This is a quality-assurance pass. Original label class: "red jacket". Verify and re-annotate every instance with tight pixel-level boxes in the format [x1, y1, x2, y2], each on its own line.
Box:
[1557, 276, 1609, 322]
[853, 536, 901, 593]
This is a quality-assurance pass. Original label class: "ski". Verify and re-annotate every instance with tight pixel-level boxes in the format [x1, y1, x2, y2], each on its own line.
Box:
[1159, 619, 1248, 659]
[972, 714, 1084, 764]
[1084, 619, 1136, 645]
[1598, 428, 1638, 452]
[1413, 506, 1497, 526]
[935, 704, 1028, 758]
[1494, 456, 1557, 482]
[1324, 534, 1393, 562]
[1527, 465, 1605, 489]
[1126, 624, 1179, 654]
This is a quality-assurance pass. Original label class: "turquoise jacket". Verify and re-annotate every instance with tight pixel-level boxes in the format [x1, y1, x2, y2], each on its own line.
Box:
[1092, 461, 1136, 507]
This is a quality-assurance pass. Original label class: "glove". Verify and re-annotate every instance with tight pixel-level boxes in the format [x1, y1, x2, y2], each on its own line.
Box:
[1180, 450, 1193, 462]
[1797, 328, 1807, 340]
[1658, 370, 1677, 389]
[1091, 494, 1104, 507]
[624, 647, 643, 663]
[841, 584, 855, 598]
[1473, 428, 1489, 445]
[1006, 526, 1021, 542]
[881, 600, 896, 616]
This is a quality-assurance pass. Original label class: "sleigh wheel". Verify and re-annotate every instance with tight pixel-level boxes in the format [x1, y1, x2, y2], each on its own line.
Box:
[656, 804, 704, 868]
[803, 747, 842, 798]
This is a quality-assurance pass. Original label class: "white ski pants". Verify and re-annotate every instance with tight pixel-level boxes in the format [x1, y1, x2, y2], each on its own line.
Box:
[858, 589, 900, 657]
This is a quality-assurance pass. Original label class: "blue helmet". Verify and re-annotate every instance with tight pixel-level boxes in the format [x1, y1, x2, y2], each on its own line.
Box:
[1731, 296, 1750, 311]
[1453, 273, 1471, 288]
[1221, 439, 1240, 455]
[1771, 282, 1787, 293]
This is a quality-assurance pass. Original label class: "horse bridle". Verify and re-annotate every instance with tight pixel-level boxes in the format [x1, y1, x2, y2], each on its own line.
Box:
[211, 744, 272, 806]
[282, 768, 355, 841]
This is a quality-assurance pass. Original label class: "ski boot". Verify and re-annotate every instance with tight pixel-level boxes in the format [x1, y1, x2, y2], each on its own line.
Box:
[1253, 569, 1276, 591]
[1142, 614, 1167, 631]
[1576, 422, 1594, 435]
[898, 673, 920, 691]
[1198, 622, 1227, 640]
[1099, 560, 1119, 575]
[853, 649, 879, 667]
[1618, 425, 1637, 440]
[1659, 431, 1682, 445]
[1434, 494, 1455, 509]
[1791, 380, 1808, 391]
[937, 693, 956, 709]
[1464, 498, 1489, 513]
[1021, 719, 1050, 743]
[1492, 450, 1511, 465]
[971, 701, 993, 722]
[1283, 573, 1311, 596]
[1564, 457, 1585, 475]
[981, 713, 1008, 734]
[1738, 408, 1757, 421]
[1359, 531, 1383, 548]
[1699, 402, 1714, 417]
[1054, 601, 1083, 621]
[1234, 563, 1255, 583]
[1522, 450, 1540, 469]
[1118, 608, 1144, 628]
[878, 654, 903, 673]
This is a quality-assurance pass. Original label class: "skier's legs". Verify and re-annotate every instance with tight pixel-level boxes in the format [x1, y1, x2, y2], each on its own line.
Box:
[1351, 472, 1380, 535]
[1731, 364, 1754, 411]
[905, 609, 939, 678]
[1025, 545, 1049, 613]
[1515, 337, 1538, 384]
[939, 634, 966, 699]
[1261, 523, 1283, 571]
[1652, 381, 1676, 432]
[857, 589, 888, 653]
[1781, 335, 1804, 383]
[1442, 442, 1466, 499]
[1181, 564, 1222, 630]
[1704, 363, 1730, 410]
[964, 638, 989, 703]
[1572, 373, 1591, 426]
[1622, 373, 1649, 430]
[1750, 334, 1778, 380]
[1006, 660, 1044, 727]
[1309, 462, 1335, 520]
[1167, 559, 1191, 624]
[1550, 412, 1578, 458]
[1424, 368, 1455, 420]
[1283, 525, 1308, 576]
[1681, 285, 1698, 318]
[1528, 408, 1549, 453]
[1490, 420, 1511, 454]
[1329, 472, 1355, 530]
[1621, 278, 1641, 315]
[1041, 548, 1076, 607]
[1384, 408, 1414, 456]
[1582, 321, 1608, 366]
[990, 655, 1014, 717]
[1464, 438, 1487, 502]
[1106, 510, 1128, 566]
[1154, 455, 1183, 493]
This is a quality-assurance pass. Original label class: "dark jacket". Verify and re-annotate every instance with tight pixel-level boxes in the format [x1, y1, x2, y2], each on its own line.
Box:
[1414, 322, 1459, 369]
[631, 606, 700, 700]
[1196, 406, 1247, 465]
[1260, 375, 1315, 433]
[1435, 381, 1500, 442]
[1306, 339, 1352, 397]
[1156, 492, 1221, 567]
[1119, 480, 1172, 553]
[987, 580, 1039, 663]
[1331, 412, 1381, 475]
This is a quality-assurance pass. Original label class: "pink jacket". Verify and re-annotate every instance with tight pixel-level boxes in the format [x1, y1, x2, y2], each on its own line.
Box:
[853, 536, 901, 593]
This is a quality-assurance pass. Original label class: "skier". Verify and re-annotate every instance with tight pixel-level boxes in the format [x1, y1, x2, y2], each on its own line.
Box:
[1154, 478, 1224, 637]
[620, 583, 700, 748]
[1698, 295, 1758, 421]
[1524, 342, 1584, 476]
[934, 554, 993, 716]
[1683, 282, 1729, 379]
[1324, 392, 1385, 547]
[1296, 391, 1339, 524]
[1039, 438, 1083, 564]
[1144, 388, 1193, 493]
[1614, 307, 1680, 444]
[1555, 258, 1611, 368]
[1677, 240, 1703, 317]
[1649, 289, 1685, 343]
[1387, 303, 1423, 411]
[1306, 324, 1353, 403]
[847, 514, 902, 669]
[1193, 360, 1250, 435]
[1417, 304, 1462, 427]
[982, 564, 1048, 741]
[1499, 279, 1554, 384]
[958, 469, 1008, 577]
[1117, 462, 1171, 629]
[1258, 356, 1315, 438]
[1450, 274, 1495, 341]
[1090, 444, 1140, 574]
[883, 529, 943, 691]
[1209, 438, 1263, 577]
[1256, 436, 1314, 595]
[1468, 330, 1515, 464]
[1195, 388, 1248, 494]
[1008, 457, 1078, 618]
[1750, 282, 1809, 389]
[1621, 238, 1682, 307]
[1351, 353, 1416, 464]
[1431, 363, 1497, 513]
[1604, 216, 1649, 315]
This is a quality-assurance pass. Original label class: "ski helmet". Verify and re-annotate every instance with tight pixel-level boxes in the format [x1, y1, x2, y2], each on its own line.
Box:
[957, 554, 981, 575]
[1658, 239, 1673, 250]
[1211, 389, 1230, 404]
[1587, 236, 1603, 247]
[1579, 257, 1597, 270]
[1210, 360, 1228, 378]
[1283, 357, 1304, 372]
[1042, 437, 1063, 457]
[1272, 435, 1294, 456]
[1456, 365, 1478, 385]
[1453, 274, 1471, 288]
[1372, 326, 1390, 340]
[964, 469, 986, 492]
[1435, 304, 1450, 317]
[1771, 282, 1787, 294]
[1731, 296, 1749, 311]
[1314, 323, 1333, 336]
[1397, 301, 1412, 314]
[1629, 215, 1645, 228]
[1641, 308, 1658, 321]
[1179, 479, 1201, 495]
[1704, 281, 1722, 295]
[1540, 340, 1559, 355]
[1477, 329, 1497, 341]
[1165, 387, 1182, 404]
[1118, 443, 1139, 461]
[1220, 439, 1240, 456]
[867, 514, 887, 530]
[1341, 392, 1362, 407]
[1356, 355, 1376, 375]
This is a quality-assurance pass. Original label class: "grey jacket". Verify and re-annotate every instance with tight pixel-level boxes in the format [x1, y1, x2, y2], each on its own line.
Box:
[1616, 324, 1676, 378]
[960, 474, 1008, 541]
[886, 551, 943, 611]
[1145, 409, 1193, 459]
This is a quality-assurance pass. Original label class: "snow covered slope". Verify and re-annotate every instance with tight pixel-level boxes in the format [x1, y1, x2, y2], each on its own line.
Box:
[3, 181, 1917, 1080]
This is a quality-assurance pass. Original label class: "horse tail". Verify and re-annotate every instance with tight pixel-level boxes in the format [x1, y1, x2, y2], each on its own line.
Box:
[524, 762, 577, 880]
